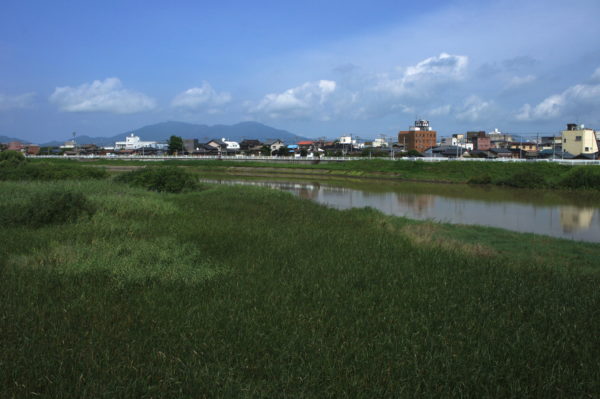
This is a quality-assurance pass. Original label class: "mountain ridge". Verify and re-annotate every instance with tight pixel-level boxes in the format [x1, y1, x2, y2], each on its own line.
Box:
[33, 121, 309, 147]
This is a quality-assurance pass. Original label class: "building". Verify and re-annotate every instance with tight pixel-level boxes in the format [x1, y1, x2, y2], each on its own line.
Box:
[488, 128, 513, 143]
[115, 133, 162, 150]
[264, 139, 285, 154]
[398, 120, 437, 153]
[239, 139, 263, 153]
[221, 138, 240, 151]
[561, 123, 598, 157]
[540, 136, 562, 151]
[372, 138, 388, 148]
[473, 136, 491, 151]
[184, 139, 199, 154]
[7, 141, 25, 151]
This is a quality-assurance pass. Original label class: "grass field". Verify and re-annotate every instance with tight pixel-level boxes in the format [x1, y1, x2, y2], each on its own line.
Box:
[32, 157, 600, 190]
[1, 173, 599, 397]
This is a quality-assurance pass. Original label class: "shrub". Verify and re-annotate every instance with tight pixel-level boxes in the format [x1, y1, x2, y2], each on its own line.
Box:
[0, 160, 107, 181]
[559, 167, 600, 190]
[1, 190, 96, 227]
[498, 169, 547, 189]
[468, 175, 492, 185]
[0, 150, 27, 167]
[115, 166, 199, 193]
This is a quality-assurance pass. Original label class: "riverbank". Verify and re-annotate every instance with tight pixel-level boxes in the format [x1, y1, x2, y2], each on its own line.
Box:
[34, 157, 600, 190]
[1, 175, 599, 397]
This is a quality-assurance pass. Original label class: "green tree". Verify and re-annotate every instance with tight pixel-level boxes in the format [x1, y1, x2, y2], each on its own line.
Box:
[168, 135, 184, 155]
[0, 150, 27, 167]
[276, 146, 289, 156]
[260, 145, 271, 156]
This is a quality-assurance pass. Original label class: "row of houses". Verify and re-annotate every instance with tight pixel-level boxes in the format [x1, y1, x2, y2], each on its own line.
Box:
[3, 122, 598, 159]
[401, 120, 599, 160]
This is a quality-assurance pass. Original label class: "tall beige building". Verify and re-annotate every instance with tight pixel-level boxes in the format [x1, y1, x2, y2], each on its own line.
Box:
[561, 123, 598, 156]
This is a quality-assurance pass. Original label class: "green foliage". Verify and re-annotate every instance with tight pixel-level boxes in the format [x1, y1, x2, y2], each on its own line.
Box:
[1, 181, 599, 397]
[276, 145, 290, 156]
[406, 149, 422, 157]
[1, 189, 95, 227]
[0, 150, 27, 167]
[498, 169, 548, 188]
[260, 145, 271, 156]
[116, 166, 199, 193]
[168, 135, 184, 154]
[468, 174, 492, 184]
[0, 159, 107, 181]
[559, 166, 600, 190]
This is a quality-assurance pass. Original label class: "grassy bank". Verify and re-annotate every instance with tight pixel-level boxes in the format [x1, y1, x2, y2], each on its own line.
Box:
[32, 157, 600, 190]
[1, 175, 599, 397]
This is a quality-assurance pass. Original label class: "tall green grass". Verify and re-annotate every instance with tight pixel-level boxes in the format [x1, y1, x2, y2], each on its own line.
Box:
[43, 157, 600, 190]
[0, 156, 107, 181]
[1, 180, 599, 397]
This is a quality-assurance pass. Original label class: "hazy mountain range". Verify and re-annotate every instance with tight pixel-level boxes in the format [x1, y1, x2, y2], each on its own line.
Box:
[2, 121, 310, 147]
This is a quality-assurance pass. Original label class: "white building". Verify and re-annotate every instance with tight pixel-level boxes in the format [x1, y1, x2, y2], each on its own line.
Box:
[339, 135, 362, 147]
[115, 133, 163, 150]
[372, 138, 388, 148]
[440, 136, 473, 150]
[221, 138, 240, 150]
[60, 140, 75, 149]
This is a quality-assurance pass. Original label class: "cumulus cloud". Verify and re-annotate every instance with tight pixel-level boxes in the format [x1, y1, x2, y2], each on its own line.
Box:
[375, 53, 468, 96]
[430, 104, 452, 116]
[0, 92, 36, 110]
[506, 74, 536, 89]
[516, 69, 600, 121]
[172, 82, 231, 112]
[49, 78, 156, 114]
[456, 95, 493, 122]
[250, 80, 337, 119]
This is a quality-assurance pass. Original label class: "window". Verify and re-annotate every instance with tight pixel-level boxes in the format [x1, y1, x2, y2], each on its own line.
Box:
[585, 147, 590, 152]
[575, 136, 582, 141]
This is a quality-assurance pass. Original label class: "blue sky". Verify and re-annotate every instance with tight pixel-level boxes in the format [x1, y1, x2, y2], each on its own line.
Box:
[1, 0, 600, 142]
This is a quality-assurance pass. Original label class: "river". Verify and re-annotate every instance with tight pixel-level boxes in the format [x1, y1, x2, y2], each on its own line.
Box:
[201, 178, 600, 243]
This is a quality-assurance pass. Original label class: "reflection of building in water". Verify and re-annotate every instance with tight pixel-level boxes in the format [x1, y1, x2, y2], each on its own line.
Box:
[560, 206, 595, 233]
[297, 184, 319, 200]
[395, 193, 435, 216]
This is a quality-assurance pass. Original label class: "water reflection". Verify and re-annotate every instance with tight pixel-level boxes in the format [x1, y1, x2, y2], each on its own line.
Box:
[560, 207, 595, 233]
[203, 179, 600, 243]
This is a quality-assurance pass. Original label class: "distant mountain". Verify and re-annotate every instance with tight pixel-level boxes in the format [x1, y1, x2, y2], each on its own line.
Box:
[0, 135, 30, 144]
[40, 121, 309, 147]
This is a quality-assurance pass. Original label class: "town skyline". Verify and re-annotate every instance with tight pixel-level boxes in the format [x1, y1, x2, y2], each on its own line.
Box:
[1, 0, 600, 143]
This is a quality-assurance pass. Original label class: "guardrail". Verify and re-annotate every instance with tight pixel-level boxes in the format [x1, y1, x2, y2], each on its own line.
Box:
[29, 154, 600, 165]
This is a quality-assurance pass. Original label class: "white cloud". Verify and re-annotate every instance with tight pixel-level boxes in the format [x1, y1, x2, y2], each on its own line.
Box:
[375, 53, 468, 96]
[172, 82, 231, 112]
[591, 67, 600, 82]
[506, 74, 536, 89]
[405, 52, 469, 81]
[250, 80, 337, 119]
[430, 104, 452, 116]
[0, 92, 36, 110]
[516, 82, 600, 121]
[456, 95, 492, 122]
[49, 78, 156, 114]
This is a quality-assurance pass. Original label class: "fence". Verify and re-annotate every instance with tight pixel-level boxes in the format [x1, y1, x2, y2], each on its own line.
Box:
[30, 154, 600, 165]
